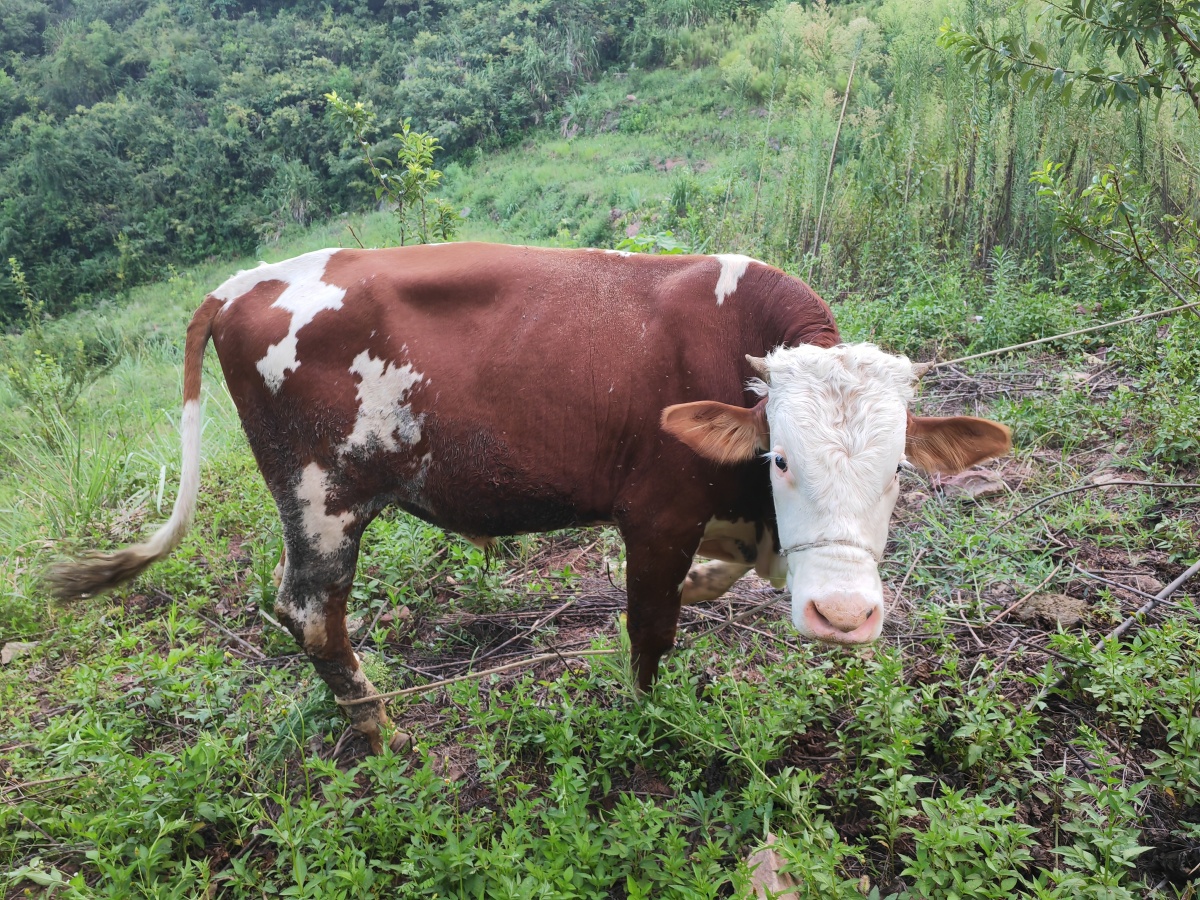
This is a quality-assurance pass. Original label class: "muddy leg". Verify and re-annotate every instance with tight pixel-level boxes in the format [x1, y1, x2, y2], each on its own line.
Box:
[275, 529, 406, 754]
[681, 560, 751, 606]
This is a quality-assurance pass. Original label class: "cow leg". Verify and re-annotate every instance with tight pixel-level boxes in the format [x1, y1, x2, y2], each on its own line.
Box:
[681, 559, 751, 606]
[274, 527, 404, 754]
[621, 528, 698, 691]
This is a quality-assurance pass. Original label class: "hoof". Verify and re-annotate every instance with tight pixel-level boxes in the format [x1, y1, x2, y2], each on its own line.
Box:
[353, 713, 412, 756]
[360, 728, 412, 756]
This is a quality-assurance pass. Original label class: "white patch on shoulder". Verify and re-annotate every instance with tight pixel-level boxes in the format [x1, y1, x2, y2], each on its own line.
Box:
[713, 253, 754, 305]
[209, 260, 272, 303]
[296, 462, 355, 555]
[210, 249, 347, 393]
[342, 350, 425, 453]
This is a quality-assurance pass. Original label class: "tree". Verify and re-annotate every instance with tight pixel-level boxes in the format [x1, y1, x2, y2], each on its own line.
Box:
[941, 1, 1200, 313]
[325, 91, 460, 245]
[941, 1, 1200, 115]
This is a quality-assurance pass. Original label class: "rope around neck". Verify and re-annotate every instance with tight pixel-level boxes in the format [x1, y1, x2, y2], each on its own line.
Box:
[779, 539, 880, 562]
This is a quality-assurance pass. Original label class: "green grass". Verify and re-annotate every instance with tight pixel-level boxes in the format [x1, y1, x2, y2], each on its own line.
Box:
[3, 62, 1200, 900]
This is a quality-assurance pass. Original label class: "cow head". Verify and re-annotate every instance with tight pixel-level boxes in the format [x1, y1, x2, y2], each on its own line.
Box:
[661, 343, 1010, 645]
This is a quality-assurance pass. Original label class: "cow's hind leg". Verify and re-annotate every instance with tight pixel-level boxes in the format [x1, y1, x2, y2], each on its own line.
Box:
[273, 547, 286, 588]
[274, 524, 405, 754]
[681, 560, 751, 606]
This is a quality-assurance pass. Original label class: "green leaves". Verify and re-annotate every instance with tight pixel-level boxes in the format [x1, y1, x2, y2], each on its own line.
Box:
[325, 95, 460, 246]
[939, 2, 1199, 114]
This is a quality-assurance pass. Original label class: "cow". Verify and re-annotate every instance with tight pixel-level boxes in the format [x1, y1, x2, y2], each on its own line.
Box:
[47, 243, 1011, 752]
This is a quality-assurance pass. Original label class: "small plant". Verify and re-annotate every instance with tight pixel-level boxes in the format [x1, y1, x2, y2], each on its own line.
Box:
[1052, 730, 1151, 898]
[902, 790, 1039, 899]
[615, 229, 692, 254]
[3, 258, 120, 441]
[325, 93, 460, 246]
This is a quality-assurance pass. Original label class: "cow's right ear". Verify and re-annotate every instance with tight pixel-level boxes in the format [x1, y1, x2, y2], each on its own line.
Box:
[661, 399, 768, 464]
[905, 413, 1012, 475]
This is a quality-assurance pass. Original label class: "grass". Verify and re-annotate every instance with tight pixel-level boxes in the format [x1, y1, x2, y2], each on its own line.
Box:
[3, 63, 1200, 900]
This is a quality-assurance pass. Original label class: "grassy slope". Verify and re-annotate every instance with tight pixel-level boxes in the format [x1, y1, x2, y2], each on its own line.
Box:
[3, 66, 1200, 898]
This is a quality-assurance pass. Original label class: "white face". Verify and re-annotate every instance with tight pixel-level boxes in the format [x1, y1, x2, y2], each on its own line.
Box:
[759, 344, 915, 644]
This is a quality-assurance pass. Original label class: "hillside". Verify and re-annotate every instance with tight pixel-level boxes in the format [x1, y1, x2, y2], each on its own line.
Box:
[3, 0, 1200, 896]
[0, 0, 657, 319]
[6, 0, 1200, 322]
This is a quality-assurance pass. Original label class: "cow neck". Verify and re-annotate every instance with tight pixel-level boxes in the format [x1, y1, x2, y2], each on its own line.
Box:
[738, 268, 840, 360]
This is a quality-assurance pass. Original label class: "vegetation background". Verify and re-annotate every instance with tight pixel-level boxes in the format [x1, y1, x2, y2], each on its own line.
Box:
[2, 0, 1200, 896]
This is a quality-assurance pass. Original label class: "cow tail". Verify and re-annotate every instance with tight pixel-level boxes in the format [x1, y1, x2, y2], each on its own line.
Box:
[45, 295, 224, 600]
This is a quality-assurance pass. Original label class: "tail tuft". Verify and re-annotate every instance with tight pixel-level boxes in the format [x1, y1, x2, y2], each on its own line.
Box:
[44, 546, 167, 601]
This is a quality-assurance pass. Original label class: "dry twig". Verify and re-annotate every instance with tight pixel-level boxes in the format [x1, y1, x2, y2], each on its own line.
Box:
[983, 564, 1062, 627]
[0, 774, 79, 796]
[1101, 558, 1200, 647]
[195, 611, 267, 660]
[921, 298, 1200, 372]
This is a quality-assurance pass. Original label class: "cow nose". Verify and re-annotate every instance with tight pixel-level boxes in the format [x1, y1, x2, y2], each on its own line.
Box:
[803, 593, 881, 644]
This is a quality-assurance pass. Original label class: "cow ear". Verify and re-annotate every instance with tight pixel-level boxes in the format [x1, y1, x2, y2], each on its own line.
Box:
[661, 399, 768, 464]
[905, 414, 1012, 475]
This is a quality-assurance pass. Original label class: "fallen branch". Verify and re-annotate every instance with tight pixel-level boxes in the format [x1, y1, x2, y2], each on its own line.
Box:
[987, 480, 1196, 536]
[920, 297, 1200, 373]
[472, 595, 580, 665]
[685, 603, 801, 651]
[0, 774, 79, 796]
[1099, 558, 1200, 648]
[335, 648, 620, 707]
[258, 608, 290, 637]
[195, 612, 266, 660]
[1067, 563, 1198, 616]
[891, 547, 928, 609]
[1027, 558, 1200, 711]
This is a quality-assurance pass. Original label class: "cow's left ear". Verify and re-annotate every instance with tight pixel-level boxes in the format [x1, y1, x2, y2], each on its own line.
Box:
[661, 398, 768, 465]
[905, 413, 1012, 475]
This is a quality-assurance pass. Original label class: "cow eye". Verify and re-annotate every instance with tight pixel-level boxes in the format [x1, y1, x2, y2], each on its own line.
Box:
[896, 464, 902, 474]
[774, 454, 788, 473]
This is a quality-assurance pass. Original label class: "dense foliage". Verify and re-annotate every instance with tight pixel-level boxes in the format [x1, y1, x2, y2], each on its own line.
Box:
[5, 0, 1200, 323]
[0, 0, 740, 320]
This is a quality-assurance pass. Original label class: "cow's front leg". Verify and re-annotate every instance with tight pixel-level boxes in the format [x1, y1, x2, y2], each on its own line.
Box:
[275, 528, 406, 754]
[621, 526, 700, 691]
[681, 559, 752, 606]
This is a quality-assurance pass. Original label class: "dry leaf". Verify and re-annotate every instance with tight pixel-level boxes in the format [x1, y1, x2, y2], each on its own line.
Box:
[1087, 470, 1141, 485]
[939, 468, 1007, 500]
[745, 833, 801, 899]
[1, 641, 38, 665]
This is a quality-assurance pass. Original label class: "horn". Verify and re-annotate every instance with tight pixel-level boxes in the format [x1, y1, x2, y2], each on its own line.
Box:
[911, 361, 934, 379]
[745, 354, 770, 382]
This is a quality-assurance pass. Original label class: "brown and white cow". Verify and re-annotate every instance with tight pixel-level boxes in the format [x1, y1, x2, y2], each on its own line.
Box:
[48, 242, 1010, 751]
